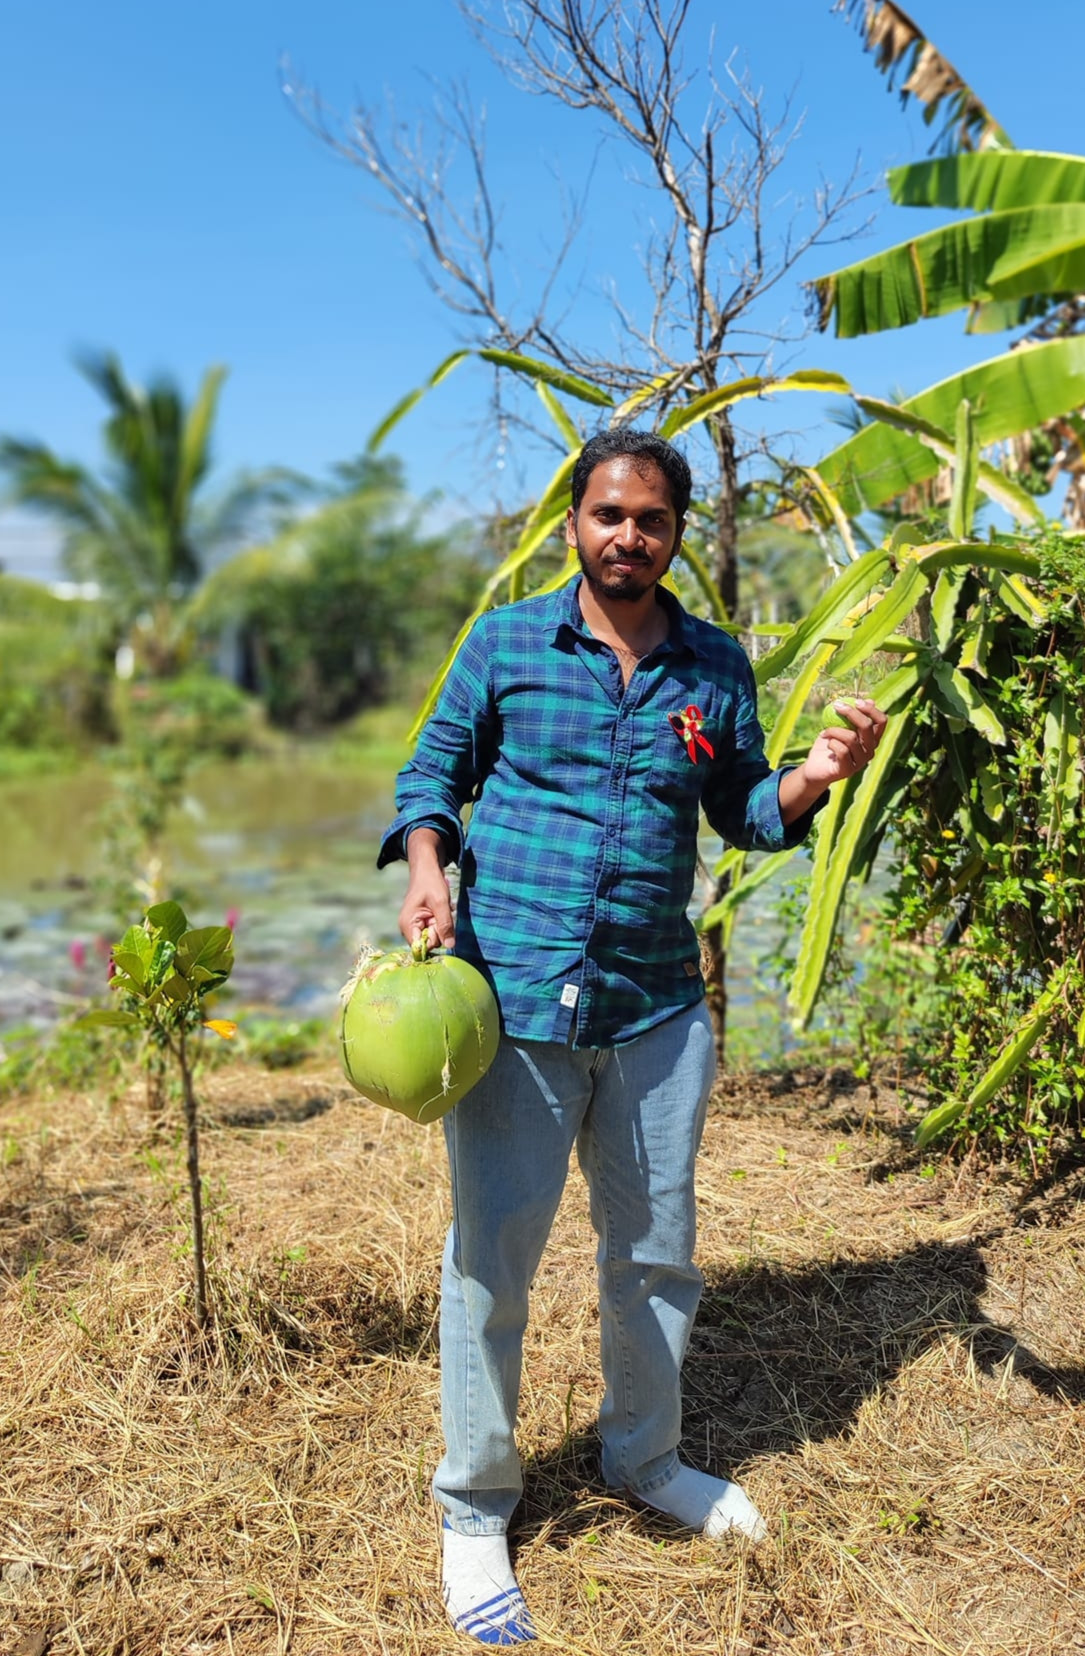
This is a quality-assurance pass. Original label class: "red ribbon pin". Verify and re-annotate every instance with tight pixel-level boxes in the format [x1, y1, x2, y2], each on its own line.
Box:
[667, 704, 715, 764]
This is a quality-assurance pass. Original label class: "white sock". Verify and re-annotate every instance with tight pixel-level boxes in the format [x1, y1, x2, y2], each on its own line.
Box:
[638, 1463, 768, 1542]
[441, 1522, 536, 1645]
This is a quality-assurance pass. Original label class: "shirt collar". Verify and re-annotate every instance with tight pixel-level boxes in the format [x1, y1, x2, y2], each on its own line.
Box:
[551, 576, 698, 659]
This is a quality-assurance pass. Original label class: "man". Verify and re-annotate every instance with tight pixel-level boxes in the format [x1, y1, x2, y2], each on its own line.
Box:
[378, 429, 885, 1645]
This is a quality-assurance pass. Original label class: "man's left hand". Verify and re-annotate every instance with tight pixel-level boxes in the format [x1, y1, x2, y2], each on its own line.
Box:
[802, 698, 887, 788]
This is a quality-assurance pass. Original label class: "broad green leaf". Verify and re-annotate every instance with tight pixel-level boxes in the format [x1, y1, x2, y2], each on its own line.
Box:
[112, 949, 148, 991]
[817, 337, 1085, 518]
[753, 545, 893, 685]
[917, 965, 1072, 1147]
[827, 561, 925, 678]
[76, 1009, 140, 1029]
[931, 663, 1007, 745]
[659, 371, 851, 440]
[477, 349, 613, 407]
[535, 382, 581, 451]
[145, 901, 187, 945]
[367, 351, 470, 452]
[146, 938, 177, 989]
[889, 151, 1085, 213]
[810, 204, 1085, 337]
[175, 926, 234, 988]
[789, 686, 922, 1029]
[158, 973, 193, 1003]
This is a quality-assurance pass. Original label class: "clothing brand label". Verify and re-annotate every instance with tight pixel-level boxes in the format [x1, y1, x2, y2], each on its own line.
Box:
[560, 983, 580, 1008]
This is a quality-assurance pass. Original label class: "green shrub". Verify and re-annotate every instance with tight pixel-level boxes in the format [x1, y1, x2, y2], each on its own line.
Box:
[117, 670, 262, 760]
[889, 532, 1085, 1167]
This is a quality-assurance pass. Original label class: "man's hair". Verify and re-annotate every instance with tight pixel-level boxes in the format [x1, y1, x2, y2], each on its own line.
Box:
[571, 429, 692, 522]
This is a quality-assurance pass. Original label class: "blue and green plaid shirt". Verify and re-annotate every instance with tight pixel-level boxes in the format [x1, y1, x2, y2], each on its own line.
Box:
[379, 579, 820, 1048]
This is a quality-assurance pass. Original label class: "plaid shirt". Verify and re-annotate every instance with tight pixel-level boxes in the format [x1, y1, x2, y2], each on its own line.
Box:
[379, 579, 820, 1048]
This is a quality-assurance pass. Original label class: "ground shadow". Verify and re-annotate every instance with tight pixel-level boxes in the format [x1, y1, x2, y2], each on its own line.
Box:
[521, 1235, 1085, 1538]
[0, 1177, 138, 1282]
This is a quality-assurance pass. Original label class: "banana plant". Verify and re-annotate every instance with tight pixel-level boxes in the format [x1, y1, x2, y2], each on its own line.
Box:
[809, 148, 1085, 518]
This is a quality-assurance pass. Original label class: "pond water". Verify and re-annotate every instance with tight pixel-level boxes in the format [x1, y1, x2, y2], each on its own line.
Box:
[0, 754, 805, 1056]
[0, 757, 404, 1036]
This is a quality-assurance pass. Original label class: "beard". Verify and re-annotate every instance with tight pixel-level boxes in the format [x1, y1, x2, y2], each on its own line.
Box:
[576, 543, 659, 602]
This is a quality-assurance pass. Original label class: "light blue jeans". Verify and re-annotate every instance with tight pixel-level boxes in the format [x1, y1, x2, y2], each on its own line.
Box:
[434, 1002, 717, 1535]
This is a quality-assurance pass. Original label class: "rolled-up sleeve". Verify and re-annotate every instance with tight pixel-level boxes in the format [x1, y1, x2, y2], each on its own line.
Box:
[701, 659, 825, 851]
[377, 622, 496, 869]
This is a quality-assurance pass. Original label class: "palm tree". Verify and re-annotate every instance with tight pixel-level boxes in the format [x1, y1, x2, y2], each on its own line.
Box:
[0, 352, 282, 673]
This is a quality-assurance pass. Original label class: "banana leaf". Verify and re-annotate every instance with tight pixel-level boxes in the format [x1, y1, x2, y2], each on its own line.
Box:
[889, 151, 1085, 213]
[811, 204, 1085, 337]
[817, 337, 1085, 518]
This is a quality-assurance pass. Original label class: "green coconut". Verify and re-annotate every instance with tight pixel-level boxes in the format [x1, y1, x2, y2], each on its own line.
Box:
[339, 933, 499, 1124]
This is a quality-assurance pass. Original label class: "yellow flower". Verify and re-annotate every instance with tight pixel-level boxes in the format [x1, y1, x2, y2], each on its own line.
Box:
[1042, 871, 1059, 886]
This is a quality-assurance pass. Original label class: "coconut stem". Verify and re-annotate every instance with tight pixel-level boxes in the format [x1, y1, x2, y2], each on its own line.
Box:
[410, 928, 432, 963]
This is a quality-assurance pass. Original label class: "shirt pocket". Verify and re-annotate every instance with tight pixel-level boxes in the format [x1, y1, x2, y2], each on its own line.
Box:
[650, 704, 716, 802]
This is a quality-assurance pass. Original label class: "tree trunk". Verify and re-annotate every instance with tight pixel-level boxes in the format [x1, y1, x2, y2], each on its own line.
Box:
[709, 412, 740, 620]
[702, 412, 742, 1063]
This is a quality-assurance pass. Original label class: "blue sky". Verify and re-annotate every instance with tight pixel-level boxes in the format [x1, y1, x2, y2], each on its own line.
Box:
[2, 2, 1079, 579]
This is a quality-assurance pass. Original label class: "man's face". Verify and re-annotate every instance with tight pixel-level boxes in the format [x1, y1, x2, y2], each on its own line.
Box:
[566, 457, 683, 602]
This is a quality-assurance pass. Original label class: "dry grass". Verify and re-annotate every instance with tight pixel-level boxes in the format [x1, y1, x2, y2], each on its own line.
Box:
[2, 1060, 1084, 1656]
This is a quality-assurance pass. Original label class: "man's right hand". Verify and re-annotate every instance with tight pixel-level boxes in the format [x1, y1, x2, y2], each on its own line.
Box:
[400, 827, 455, 949]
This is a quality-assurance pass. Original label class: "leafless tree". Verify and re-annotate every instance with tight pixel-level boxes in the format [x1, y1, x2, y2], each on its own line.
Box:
[285, 0, 871, 616]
